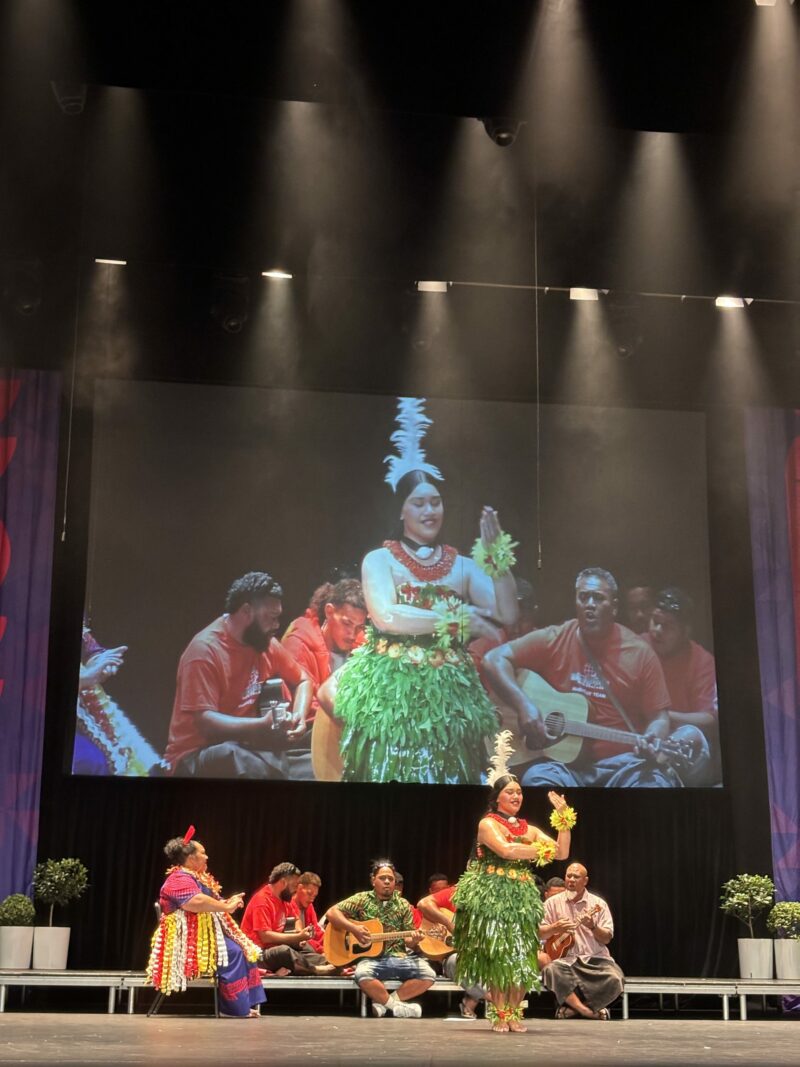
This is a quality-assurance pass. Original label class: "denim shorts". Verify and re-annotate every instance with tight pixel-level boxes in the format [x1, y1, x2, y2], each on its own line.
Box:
[354, 955, 436, 985]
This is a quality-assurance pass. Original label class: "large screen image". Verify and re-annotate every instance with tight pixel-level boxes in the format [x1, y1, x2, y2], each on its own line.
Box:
[72, 381, 720, 787]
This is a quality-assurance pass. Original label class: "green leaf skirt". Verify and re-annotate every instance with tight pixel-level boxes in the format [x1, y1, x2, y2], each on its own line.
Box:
[453, 854, 544, 993]
[335, 630, 498, 783]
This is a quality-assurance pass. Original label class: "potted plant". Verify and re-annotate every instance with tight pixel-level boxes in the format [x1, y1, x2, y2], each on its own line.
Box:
[720, 873, 775, 979]
[767, 901, 800, 980]
[0, 894, 36, 969]
[32, 858, 89, 970]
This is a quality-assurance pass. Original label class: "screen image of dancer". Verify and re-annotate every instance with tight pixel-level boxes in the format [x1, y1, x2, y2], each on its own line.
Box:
[72, 381, 719, 787]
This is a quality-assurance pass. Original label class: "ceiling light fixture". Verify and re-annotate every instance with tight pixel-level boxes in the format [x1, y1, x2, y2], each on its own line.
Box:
[569, 287, 599, 301]
[261, 269, 293, 279]
[417, 281, 449, 293]
[715, 296, 745, 309]
[94, 258, 127, 266]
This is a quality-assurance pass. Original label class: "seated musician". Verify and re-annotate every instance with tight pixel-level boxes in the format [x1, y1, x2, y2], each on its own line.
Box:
[645, 587, 719, 785]
[539, 863, 624, 1020]
[326, 860, 435, 1018]
[287, 871, 325, 954]
[393, 872, 421, 928]
[417, 882, 485, 1020]
[544, 876, 566, 899]
[484, 567, 681, 788]
[240, 862, 334, 975]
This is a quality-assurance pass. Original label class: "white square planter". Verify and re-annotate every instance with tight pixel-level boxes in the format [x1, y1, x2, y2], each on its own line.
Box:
[774, 939, 800, 980]
[737, 937, 774, 979]
[32, 927, 71, 970]
[0, 927, 34, 969]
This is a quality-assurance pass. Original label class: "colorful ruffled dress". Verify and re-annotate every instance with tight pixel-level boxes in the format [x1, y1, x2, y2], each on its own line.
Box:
[334, 547, 498, 783]
[453, 816, 545, 994]
[146, 868, 265, 1017]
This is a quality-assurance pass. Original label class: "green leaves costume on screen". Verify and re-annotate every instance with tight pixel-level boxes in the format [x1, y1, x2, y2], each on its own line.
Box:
[335, 601, 497, 784]
[453, 846, 544, 993]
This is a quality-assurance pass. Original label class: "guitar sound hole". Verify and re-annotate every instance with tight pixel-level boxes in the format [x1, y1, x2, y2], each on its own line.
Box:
[544, 711, 565, 741]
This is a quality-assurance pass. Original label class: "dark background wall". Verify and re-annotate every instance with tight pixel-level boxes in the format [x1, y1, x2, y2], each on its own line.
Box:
[2, 0, 796, 976]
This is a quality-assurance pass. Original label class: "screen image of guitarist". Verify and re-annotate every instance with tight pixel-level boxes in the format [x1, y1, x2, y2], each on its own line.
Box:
[483, 568, 714, 789]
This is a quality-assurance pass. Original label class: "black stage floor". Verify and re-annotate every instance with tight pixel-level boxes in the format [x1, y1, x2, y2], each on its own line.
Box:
[0, 1014, 798, 1067]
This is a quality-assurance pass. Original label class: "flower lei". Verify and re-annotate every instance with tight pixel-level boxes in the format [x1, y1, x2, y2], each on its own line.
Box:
[166, 866, 223, 897]
[471, 531, 518, 578]
[549, 805, 578, 832]
[77, 686, 161, 776]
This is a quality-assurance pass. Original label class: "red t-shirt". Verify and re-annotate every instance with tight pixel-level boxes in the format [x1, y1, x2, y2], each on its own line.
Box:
[430, 885, 456, 912]
[643, 635, 718, 717]
[510, 619, 670, 760]
[287, 896, 324, 953]
[164, 616, 306, 770]
[241, 883, 288, 946]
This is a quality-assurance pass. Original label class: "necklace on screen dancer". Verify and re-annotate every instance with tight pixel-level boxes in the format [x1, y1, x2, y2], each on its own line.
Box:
[400, 535, 440, 562]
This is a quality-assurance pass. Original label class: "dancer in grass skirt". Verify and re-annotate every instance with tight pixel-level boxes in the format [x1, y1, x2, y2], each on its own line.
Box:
[454, 732, 577, 1032]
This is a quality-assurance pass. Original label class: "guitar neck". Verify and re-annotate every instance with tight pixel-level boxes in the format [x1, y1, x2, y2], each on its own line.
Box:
[552, 716, 642, 748]
[369, 929, 418, 942]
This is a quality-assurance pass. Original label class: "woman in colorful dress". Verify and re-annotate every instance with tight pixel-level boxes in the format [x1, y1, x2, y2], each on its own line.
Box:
[454, 733, 576, 1032]
[333, 397, 520, 784]
[147, 829, 265, 1018]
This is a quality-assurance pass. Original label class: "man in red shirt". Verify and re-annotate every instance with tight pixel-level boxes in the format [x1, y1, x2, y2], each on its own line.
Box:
[164, 571, 313, 779]
[646, 587, 719, 784]
[282, 579, 367, 717]
[287, 871, 325, 955]
[241, 862, 333, 975]
[484, 567, 678, 787]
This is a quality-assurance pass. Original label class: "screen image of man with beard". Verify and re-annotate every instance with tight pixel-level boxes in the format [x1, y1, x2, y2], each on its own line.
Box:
[163, 571, 315, 779]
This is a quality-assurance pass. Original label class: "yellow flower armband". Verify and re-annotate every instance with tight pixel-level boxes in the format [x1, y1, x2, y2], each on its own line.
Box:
[471, 531, 518, 578]
[534, 838, 558, 867]
[549, 805, 577, 832]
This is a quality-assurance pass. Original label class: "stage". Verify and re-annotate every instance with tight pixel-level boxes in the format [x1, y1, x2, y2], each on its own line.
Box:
[0, 1014, 797, 1067]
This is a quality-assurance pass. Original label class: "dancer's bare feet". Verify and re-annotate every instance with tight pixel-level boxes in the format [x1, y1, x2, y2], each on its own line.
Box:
[491, 1020, 510, 1033]
[508, 1018, 527, 1032]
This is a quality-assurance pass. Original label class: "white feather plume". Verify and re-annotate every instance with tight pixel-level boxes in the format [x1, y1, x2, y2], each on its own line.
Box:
[486, 729, 515, 787]
[384, 396, 444, 492]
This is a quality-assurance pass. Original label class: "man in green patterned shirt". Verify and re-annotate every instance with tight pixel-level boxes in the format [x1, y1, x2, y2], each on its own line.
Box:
[326, 859, 435, 1017]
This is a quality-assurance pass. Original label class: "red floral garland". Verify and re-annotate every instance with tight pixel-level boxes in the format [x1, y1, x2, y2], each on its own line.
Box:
[383, 540, 458, 583]
[486, 812, 529, 836]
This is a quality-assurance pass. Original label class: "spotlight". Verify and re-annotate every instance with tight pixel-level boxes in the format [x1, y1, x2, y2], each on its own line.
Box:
[715, 295, 745, 309]
[210, 274, 250, 333]
[262, 269, 293, 279]
[481, 117, 521, 148]
[754, 1, 777, 7]
[50, 81, 87, 116]
[416, 280, 448, 293]
[2, 260, 42, 316]
[95, 258, 127, 266]
[569, 287, 599, 301]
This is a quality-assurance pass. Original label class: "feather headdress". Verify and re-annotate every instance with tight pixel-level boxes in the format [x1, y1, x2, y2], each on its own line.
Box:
[384, 397, 444, 493]
[486, 730, 516, 787]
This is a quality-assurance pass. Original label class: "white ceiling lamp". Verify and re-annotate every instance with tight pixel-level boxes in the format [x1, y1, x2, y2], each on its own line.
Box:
[261, 269, 293, 279]
[94, 258, 127, 265]
[715, 296, 746, 309]
[569, 287, 599, 301]
[416, 280, 449, 293]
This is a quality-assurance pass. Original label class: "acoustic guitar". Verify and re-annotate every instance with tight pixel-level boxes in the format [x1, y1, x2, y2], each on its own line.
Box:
[512, 671, 709, 778]
[543, 903, 602, 961]
[323, 918, 450, 966]
[418, 908, 456, 960]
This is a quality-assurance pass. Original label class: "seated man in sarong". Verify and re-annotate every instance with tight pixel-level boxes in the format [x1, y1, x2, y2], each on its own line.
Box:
[539, 862, 624, 1020]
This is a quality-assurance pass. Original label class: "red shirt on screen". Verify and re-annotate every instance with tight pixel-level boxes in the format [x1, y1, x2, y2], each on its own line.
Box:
[509, 619, 670, 761]
[643, 635, 718, 717]
[241, 882, 288, 945]
[164, 616, 306, 770]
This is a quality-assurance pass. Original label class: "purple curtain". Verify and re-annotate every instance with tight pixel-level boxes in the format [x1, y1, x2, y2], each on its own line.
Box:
[0, 370, 61, 899]
[746, 409, 800, 899]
